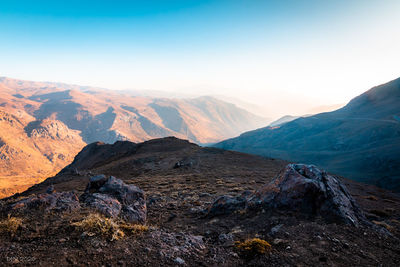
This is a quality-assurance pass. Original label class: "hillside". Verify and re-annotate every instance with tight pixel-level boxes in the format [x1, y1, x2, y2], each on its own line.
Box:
[1, 137, 399, 266]
[268, 115, 304, 127]
[0, 77, 267, 197]
[0, 109, 85, 198]
[215, 77, 400, 191]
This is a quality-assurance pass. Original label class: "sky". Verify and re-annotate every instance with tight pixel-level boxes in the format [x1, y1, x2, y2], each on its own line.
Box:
[0, 0, 399, 118]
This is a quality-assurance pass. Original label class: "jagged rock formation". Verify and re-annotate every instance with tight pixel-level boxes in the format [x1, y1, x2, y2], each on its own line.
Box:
[9, 191, 80, 213]
[6, 175, 146, 223]
[81, 175, 146, 223]
[209, 164, 368, 226]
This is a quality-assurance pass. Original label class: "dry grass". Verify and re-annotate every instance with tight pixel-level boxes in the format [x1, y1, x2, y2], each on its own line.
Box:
[383, 198, 396, 204]
[235, 209, 247, 215]
[72, 213, 125, 241]
[0, 215, 23, 235]
[72, 213, 149, 240]
[235, 238, 272, 256]
[369, 209, 390, 217]
[384, 208, 395, 214]
[390, 219, 400, 225]
[361, 195, 378, 201]
[119, 223, 149, 234]
[372, 220, 394, 232]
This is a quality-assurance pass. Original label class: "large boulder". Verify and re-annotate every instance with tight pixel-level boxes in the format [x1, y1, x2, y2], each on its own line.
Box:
[250, 164, 367, 226]
[81, 175, 147, 223]
[208, 164, 368, 226]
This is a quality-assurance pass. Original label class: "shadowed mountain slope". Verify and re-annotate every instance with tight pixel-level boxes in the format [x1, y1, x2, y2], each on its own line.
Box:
[215, 77, 400, 191]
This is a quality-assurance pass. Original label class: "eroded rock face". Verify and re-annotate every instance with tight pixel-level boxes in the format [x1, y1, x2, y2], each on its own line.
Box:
[208, 164, 368, 226]
[81, 175, 147, 223]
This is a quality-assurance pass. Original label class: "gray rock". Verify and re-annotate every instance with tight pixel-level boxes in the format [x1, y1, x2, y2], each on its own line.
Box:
[207, 164, 368, 226]
[250, 164, 368, 226]
[174, 257, 185, 265]
[218, 233, 233, 243]
[85, 174, 108, 193]
[83, 193, 122, 218]
[99, 176, 145, 207]
[121, 205, 146, 224]
[270, 224, 283, 235]
[46, 185, 55, 194]
[207, 195, 247, 217]
[81, 175, 146, 223]
[11, 191, 80, 212]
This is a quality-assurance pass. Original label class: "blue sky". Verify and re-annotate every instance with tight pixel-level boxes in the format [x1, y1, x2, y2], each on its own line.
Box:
[0, 0, 399, 116]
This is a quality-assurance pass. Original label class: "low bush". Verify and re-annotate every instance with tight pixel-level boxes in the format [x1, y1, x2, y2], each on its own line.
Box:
[72, 213, 149, 240]
[0, 215, 23, 235]
[72, 213, 124, 241]
[235, 238, 272, 257]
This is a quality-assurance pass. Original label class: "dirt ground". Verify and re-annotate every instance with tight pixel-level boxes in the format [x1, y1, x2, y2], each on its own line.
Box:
[1, 138, 399, 266]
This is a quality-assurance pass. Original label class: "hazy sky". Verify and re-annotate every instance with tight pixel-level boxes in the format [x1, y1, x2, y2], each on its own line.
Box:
[0, 0, 399, 117]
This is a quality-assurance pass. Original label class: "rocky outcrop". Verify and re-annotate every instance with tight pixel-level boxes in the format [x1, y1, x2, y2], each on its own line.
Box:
[81, 175, 147, 223]
[4, 176, 146, 224]
[252, 164, 368, 226]
[208, 164, 368, 226]
[10, 191, 80, 213]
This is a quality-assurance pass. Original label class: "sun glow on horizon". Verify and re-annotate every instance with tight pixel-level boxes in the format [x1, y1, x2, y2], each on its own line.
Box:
[0, 0, 399, 118]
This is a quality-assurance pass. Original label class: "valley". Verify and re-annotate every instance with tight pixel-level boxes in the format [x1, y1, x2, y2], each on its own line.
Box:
[0, 77, 267, 197]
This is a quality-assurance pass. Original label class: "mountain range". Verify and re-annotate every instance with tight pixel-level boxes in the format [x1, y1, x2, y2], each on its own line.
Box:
[0, 77, 267, 197]
[215, 77, 400, 191]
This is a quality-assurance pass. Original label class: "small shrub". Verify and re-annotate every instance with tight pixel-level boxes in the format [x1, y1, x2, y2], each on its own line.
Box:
[0, 215, 23, 235]
[72, 213, 124, 241]
[235, 238, 272, 257]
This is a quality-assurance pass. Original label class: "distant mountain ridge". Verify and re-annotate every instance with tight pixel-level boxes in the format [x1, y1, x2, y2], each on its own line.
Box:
[268, 115, 305, 127]
[215, 77, 400, 191]
[0, 76, 267, 197]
